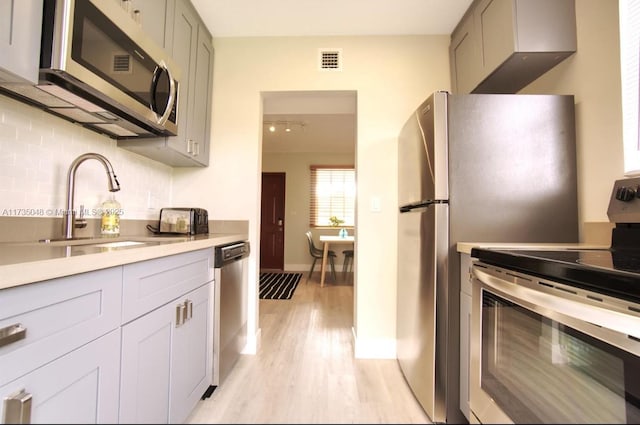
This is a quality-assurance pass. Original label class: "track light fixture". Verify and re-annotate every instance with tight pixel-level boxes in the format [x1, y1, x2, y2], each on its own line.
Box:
[264, 120, 306, 133]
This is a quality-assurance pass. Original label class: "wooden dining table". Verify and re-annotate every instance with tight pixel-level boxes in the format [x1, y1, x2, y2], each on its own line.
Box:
[319, 234, 355, 287]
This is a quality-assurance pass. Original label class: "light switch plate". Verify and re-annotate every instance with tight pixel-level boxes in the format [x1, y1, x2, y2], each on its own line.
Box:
[370, 196, 381, 212]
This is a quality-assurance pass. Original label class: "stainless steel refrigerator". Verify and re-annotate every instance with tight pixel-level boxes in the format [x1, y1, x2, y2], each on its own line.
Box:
[396, 91, 579, 424]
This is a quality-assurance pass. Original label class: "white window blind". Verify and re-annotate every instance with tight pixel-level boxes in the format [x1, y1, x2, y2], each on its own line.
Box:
[620, 0, 640, 175]
[310, 166, 355, 227]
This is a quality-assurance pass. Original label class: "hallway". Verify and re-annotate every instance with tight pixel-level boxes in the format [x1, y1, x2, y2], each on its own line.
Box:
[186, 272, 431, 423]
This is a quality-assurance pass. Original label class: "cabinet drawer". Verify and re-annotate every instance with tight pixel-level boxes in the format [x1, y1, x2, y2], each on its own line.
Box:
[0, 267, 122, 386]
[122, 248, 213, 323]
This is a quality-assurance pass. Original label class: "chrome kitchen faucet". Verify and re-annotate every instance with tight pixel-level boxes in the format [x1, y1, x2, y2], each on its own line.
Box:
[63, 153, 120, 239]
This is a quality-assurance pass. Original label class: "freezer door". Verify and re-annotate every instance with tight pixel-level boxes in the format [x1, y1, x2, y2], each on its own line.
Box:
[398, 92, 449, 206]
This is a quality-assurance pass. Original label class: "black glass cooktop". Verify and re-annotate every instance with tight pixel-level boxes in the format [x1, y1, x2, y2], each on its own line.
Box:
[471, 248, 640, 304]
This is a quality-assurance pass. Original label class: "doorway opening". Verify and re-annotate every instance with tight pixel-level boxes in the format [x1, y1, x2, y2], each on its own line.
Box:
[259, 90, 357, 279]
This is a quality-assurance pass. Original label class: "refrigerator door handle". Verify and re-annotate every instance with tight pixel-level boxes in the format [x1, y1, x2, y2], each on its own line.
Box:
[399, 199, 448, 213]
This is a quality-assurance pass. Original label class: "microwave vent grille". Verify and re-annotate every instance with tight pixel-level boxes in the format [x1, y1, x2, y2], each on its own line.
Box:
[112, 54, 132, 74]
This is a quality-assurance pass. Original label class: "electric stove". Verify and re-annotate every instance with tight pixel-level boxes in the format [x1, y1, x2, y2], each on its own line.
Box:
[471, 176, 640, 304]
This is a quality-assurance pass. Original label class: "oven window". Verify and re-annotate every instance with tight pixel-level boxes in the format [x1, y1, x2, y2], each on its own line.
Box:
[481, 290, 640, 424]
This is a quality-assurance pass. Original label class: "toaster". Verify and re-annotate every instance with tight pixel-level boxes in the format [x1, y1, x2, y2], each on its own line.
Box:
[158, 208, 209, 235]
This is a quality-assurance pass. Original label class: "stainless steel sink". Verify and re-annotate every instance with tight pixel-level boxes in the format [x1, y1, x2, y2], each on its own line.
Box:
[36, 235, 191, 247]
[90, 240, 147, 248]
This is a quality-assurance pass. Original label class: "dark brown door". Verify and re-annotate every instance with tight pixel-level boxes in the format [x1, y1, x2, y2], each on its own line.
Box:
[260, 172, 286, 270]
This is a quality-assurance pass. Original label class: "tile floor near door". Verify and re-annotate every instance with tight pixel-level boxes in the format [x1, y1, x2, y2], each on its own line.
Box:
[186, 270, 431, 424]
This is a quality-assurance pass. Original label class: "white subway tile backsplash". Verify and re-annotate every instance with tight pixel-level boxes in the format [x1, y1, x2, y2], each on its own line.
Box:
[0, 94, 173, 220]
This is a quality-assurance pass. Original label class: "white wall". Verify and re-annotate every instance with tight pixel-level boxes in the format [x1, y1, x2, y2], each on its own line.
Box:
[171, 35, 453, 357]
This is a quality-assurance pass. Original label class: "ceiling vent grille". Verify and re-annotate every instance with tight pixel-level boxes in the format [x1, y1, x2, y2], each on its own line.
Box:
[319, 49, 342, 71]
[112, 53, 132, 74]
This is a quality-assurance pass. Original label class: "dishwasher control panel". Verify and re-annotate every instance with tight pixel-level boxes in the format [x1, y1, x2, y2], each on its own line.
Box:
[214, 241, 250, 267]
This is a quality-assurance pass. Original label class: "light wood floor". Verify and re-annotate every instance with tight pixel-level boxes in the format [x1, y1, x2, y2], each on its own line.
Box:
[186, 270, 432, 424]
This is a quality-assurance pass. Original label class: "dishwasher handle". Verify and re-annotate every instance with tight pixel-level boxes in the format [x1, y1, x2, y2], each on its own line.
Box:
[214, 241, 250, 267]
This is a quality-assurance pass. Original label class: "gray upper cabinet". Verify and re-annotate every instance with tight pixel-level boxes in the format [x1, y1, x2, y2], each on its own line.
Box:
[450, 0, 577, 94]
[449, 11, 483, 95]
[0, 0, 43, 84]
[128, 0, 170, 49]
[118, 0, 214, 167]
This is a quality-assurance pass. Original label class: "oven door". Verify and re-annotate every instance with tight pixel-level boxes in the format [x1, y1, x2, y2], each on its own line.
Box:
[470, 263, 640, 424]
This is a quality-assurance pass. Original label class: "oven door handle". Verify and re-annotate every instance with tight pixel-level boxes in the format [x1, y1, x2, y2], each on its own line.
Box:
[473, 266, 640, 341]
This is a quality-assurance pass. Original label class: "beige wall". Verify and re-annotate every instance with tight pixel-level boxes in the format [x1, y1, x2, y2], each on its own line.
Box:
[521, 0, 624, 232]
[171, 35, 452, 357]
[262, 152, 355, 271]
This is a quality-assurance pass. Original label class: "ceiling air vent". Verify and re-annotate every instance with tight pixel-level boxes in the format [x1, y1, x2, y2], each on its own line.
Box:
[319, 49, 342, 71]
[112, 53, 132, 74]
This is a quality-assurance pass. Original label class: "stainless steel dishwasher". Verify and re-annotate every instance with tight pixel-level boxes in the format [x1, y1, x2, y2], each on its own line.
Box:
[203, 240, 250, 398]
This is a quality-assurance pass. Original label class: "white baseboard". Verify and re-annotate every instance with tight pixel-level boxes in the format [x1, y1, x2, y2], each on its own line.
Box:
[352, 326, 397, 359]
[242, 327, 261, 355]
[283, 263, 311, 272]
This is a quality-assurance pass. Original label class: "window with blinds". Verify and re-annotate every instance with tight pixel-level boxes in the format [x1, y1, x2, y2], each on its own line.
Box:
[620, 0, 640, 175]
[310, 165, 356, 227]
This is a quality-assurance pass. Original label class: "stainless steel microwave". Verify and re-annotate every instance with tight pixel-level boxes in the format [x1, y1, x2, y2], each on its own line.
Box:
[0, 0, 181, 138]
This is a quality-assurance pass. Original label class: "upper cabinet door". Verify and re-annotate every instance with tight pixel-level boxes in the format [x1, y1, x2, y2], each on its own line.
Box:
[0, 0, 43, 84]
[187, 23, 214, 166]
[128, 0, 171, 49]
[449, 0, 577, 94]
[450, 11, 483, 95]
[476, 0, 515, 75]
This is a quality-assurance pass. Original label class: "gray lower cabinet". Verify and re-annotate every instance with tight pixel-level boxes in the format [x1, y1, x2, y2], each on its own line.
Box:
[118, 0, 214, 167]
[0, 331, 121, 423]
[459, 252, 472, 422]
[0, 247, 215, 424]
[119, 248, 214, 424]
[450, 0, 577, 94]
[0, 267, 123, 423]
[0, 0, 43, 84]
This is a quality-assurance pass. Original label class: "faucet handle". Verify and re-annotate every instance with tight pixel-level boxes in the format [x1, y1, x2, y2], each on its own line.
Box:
[75, 204, 88, 229]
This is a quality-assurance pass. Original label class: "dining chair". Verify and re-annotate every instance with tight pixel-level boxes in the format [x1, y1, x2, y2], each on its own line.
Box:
[305, 231, 337, 281]
[342, 249, 354, 276]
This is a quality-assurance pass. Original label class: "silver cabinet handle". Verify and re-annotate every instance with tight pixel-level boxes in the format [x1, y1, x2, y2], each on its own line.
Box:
[3, 389, 32, 424]
[182, 300, 190, 323]
[186, 300, 193, 320]
[0, 324, 27, 348]
[176, 303, 185, 327]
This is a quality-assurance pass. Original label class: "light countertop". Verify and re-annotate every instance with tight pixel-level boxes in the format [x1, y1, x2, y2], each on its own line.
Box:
[0, 233, 248, 291]
[457, 241, 609, 255]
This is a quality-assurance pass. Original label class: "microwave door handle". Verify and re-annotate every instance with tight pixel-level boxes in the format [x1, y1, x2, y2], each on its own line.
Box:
[399, 199, 447, 213]
[152, 61, 176, 125]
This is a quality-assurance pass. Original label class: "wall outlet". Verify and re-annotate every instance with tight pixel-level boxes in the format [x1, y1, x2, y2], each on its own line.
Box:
[147, 191, 158, 210]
